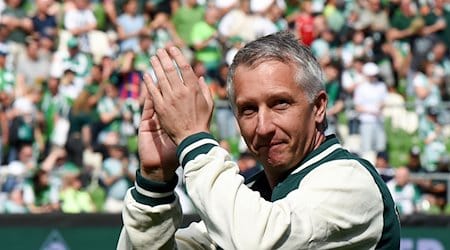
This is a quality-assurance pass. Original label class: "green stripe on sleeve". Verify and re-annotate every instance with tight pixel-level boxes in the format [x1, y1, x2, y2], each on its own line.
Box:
[131, 169, 178, 206]
[176, 132, 218, 167]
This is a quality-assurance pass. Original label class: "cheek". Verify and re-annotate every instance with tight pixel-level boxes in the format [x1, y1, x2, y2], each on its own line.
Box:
[237, 119, 256, 141]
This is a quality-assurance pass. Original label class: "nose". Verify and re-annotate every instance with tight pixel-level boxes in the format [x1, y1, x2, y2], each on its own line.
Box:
[255, 109, 276, 137]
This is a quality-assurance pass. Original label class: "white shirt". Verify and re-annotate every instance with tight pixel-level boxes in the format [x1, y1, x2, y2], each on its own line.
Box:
[354, 80, 387, 122]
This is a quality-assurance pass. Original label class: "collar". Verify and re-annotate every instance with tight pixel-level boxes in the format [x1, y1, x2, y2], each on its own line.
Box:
[290, 134, 342, 175]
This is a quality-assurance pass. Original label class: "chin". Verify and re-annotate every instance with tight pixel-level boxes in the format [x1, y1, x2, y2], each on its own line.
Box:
[265, 157, 289, 169]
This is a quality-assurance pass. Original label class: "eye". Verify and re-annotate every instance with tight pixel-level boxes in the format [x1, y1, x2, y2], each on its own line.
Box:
[273, 99, 290, 109]
[238, 105, 257, 117]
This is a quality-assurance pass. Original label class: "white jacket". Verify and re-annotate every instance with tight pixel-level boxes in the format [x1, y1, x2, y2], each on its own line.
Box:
[117, 133, 400, 249]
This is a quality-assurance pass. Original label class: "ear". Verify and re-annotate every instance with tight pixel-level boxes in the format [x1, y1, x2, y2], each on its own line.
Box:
[313, 90, 327, 124]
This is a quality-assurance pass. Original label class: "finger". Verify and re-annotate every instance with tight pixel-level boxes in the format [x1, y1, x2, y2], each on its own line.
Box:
[143, 73, 164, 110]
[156, 48, 185, 89]
[150, 53, 172, 95]
[199, 76, 214, 110]
[141, 98, 162, 132]
[140, 95, 154, 121]
[167, 46, 198, 87]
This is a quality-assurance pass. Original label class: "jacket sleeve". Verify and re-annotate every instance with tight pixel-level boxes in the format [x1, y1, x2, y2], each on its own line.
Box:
[116, 170, 217, 250]
[177, 132, 385, 249]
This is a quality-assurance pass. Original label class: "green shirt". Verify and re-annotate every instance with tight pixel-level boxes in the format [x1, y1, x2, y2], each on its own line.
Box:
[0, 68, 15, 93]
[2, 6, 28, 44]
[191, 21, 221, 66]
[41, 90, 72, 139]
[172, 5, 205, 45]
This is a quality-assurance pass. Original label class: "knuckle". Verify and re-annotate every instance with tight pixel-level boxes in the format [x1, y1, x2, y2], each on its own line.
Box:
[179, 63, 191, 72]
[164, 64, 177, 74]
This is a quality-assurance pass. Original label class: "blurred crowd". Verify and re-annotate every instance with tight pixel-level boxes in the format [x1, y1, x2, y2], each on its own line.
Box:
[0, 0, 449, 216]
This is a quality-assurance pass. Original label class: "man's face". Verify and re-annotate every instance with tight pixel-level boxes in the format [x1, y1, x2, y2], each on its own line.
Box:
[233, 61, 321, 173]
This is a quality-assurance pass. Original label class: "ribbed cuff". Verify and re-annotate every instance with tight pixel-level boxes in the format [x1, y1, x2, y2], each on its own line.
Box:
[131, 169, 178, 206]
[176, 132, 219, 167]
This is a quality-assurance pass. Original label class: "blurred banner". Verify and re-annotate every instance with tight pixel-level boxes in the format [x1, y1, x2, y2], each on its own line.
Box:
[0, 214, 449, 250]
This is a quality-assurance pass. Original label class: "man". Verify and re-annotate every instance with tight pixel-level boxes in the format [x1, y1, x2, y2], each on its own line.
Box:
[354, 61, 388, 155]
[386, 167, 421, 216]
[117, 31, 400, 249]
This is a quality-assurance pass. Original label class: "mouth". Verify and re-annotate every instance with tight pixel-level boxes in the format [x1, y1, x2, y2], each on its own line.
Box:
[255, 141, 284, 152]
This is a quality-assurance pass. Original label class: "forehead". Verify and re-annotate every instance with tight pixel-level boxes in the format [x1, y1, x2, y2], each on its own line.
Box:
[233, 61, 303, 101]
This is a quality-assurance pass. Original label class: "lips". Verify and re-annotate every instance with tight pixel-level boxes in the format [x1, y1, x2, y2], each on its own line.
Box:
[255, 141, 284, 151]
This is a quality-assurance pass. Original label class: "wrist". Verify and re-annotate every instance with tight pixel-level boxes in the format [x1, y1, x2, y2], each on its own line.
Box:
[140, 166, 176, 182]
[132, 169, 178, 206]
[174, 129, 211, 145]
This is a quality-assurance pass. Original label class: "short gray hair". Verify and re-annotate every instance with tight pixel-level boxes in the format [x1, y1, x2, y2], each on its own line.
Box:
[226, 31, 325, 111]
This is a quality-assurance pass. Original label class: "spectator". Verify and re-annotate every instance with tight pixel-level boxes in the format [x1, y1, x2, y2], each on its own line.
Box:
[59, 167, 96, 213]
[52, 37, 93, 95]
[100, 144, 136, 213]
[67, 63, 107, 165]
[23, 169, 60, 213]
[3, 186, 27, 213]
[387, 0, 417, 78]
[323, 61, 344, 137]
[341, 28, 372, 67]
[116, 51, 143, 146]
[352, 0, 389, 33]
[59, 68, 81, 101]
[406, 146, 427, 174]
[311, 28, 336, 65]
[2, 144, 37, 193]
[149, 12, 185, 52]
[246, 0, 278, 40]
[428, 41, 450, 102]
[426, 155, 450, 214]
[267, 0, 288, 32]
[410, 0, 446, 72]
[0, 0, 33, 65]
[39, 77, 67, 153]
[354, 62, 387, 154]
[96, 81, 122, 146]
[218, 0, 253, 42]
[418, 106, 447, 172]
[116, 0, 148, 53]
[0, 47, 15, 98]
[9, 86, 43, 160]
[288, 0, 315, 46]
[341, 57, 365, 135]
[63, 0, 97, 53]
[190, 6, 222, 80]
[435, 0, 450, 49]
[31, 0, 58, 52]
[171, 0, 205, 46]
[323, 0, 345, 33]
[211, 63, 239, 143]
[375, 151, 395, 182]
[117, 50, 143, 102]
[0, 47, 14, 162]
[387, 166, 422, 216]
[405, 145, 434, 201]
[15, 37, 51, 97]
[412, 60, 442, 117]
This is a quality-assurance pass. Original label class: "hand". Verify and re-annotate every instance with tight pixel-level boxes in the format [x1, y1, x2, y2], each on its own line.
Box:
[138, 92, 178, 181]
[144, 47, 214, 145]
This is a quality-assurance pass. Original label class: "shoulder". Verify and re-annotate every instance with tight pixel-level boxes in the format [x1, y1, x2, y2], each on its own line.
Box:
[301, 159, 383, 201]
